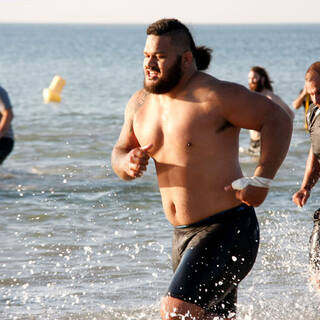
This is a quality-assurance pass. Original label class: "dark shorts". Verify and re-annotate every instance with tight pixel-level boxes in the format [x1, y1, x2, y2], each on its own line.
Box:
[166, 204, 259, 318]
[0, 137, 14, 165]
[309, 208, 320, 273]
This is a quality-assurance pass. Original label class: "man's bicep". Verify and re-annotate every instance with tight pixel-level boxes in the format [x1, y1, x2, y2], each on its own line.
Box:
[219, 85, 279, 131]
[114, 101, 140, 152]
[115, 121, 139, 152]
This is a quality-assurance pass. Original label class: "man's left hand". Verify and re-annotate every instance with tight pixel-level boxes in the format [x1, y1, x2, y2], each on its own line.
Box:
[224, 184, 269, 207]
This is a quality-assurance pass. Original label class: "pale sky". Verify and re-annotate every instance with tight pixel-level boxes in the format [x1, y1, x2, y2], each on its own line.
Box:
[0, 0, 319, 24]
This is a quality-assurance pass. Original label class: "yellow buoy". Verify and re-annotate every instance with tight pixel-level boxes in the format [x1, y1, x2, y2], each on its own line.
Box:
[43, 75, 66, 103]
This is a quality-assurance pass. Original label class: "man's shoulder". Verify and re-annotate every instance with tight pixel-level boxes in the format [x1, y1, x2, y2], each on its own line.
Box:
[189, 75, 250, 114]
[192, 72, 243, 94]
[203, 76, 248, 102]
[262, 89, 278, 100]
[127, 89, 150, 112]
[130, 89, 149, 103]
[192, 71, 222, 87]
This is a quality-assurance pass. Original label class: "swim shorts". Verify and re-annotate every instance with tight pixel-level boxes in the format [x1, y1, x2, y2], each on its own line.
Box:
[166, 204, 259, 318]
[0, 137, 14, 165]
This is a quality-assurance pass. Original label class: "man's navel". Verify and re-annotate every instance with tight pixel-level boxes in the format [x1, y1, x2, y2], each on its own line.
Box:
[170, 201, 176, 214]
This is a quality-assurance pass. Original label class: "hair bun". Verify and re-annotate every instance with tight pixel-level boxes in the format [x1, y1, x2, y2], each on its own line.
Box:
[194, 46, 213, 71]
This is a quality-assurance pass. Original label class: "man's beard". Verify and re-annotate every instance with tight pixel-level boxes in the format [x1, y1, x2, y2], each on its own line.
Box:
[144, 56, 182, 94]
[249, 80, 264, 92]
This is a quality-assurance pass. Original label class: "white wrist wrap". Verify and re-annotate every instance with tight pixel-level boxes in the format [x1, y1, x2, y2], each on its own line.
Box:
[231, 176, 273, 190]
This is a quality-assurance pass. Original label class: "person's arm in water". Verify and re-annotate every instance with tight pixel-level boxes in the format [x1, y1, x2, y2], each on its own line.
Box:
[292, 147, 320, 207]
[220, 82, 293, 207]
[111, 90, 153, 180]
[0, 99, 13, 138]
[293, 87, 308, 110]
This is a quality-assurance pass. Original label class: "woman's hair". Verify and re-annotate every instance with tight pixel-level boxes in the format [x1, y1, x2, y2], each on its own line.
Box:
[146, 18, 212, 71]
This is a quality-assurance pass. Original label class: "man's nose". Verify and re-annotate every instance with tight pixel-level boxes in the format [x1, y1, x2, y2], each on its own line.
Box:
[146, 56, 157, 68]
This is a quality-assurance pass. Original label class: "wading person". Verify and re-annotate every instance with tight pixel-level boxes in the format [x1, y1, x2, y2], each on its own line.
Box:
[0, 85, 14, 165]
[292, 61, 320, 289]
[112, 18, 292, 320]
[247, 66, 294, 155]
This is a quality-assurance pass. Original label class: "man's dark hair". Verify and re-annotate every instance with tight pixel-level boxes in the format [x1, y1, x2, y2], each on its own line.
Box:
[251, 66, 273, 91]
[306, 61, 320, 80]
[146, 18, 212, 71]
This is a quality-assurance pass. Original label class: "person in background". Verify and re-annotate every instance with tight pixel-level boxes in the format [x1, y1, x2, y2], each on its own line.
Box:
[292, 61, 320, 289]
[0, 85, 14, 165]
[112, 18, 292, 320]
[293, 86, 311, 130]
[247, 66, 294, 155]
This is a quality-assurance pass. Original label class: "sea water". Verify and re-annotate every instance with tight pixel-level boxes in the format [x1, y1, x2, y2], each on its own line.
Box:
[0, 23, 320, 319]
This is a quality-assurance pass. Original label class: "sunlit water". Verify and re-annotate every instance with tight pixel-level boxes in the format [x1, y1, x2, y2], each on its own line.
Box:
[1, 23, 320, 319]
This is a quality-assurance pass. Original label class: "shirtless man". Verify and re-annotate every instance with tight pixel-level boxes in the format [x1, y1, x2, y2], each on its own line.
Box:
[112, 19, 292, 320]
[292, 62, 320, 288]
[248, 66, 294, 155]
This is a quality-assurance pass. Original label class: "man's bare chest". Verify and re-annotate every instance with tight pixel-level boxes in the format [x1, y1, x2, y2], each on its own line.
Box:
[133, 103, 224, 157]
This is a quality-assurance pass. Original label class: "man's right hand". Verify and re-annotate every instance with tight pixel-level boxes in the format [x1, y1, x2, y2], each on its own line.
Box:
[292, 188, 310, 207]
[124, 144, 153, 178]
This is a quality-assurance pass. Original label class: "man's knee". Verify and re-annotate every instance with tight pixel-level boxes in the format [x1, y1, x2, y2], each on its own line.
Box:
[160, 296, 205, 320]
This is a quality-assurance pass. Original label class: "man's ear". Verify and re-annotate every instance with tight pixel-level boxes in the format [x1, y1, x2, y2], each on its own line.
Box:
[182, 50, 193, 67]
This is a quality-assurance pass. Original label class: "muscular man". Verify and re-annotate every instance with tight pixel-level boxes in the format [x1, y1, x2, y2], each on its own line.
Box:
[112, 19, 292, 320]
[0, 85, 14, 165]
[248, 66, 294, 155]
[292, 62, 320, 288]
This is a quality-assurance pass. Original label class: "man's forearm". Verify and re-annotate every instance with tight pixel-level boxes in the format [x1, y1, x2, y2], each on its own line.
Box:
[301, 151, 320, 191]
[254, 113, 293, 179]
[302, 171, 320, 192]
[111, 147, 134, 181]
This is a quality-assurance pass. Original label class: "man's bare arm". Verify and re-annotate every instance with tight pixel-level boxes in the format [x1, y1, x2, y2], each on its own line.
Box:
[292, 147, 320, 207]
[111, 91, 152, 180]
[301, 147, 320, 191]
[218, 82, 292, 206]
[219, 82, 292, 178]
